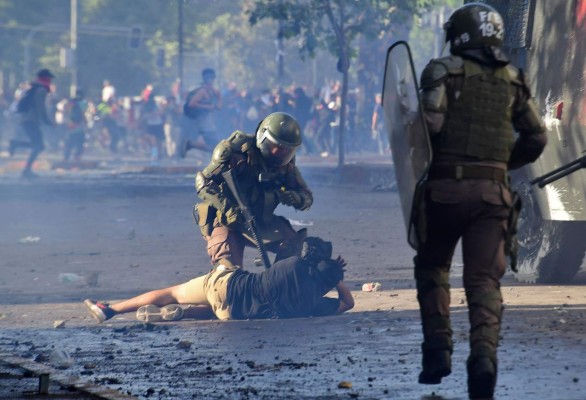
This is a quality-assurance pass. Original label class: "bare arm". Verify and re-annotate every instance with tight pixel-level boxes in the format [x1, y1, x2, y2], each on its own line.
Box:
[335, 281, 354, 314]
[188, 87, 220, 110]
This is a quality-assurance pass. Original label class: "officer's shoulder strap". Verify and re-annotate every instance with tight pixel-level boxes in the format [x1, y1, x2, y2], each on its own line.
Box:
[504, 64, 526, 87]
[420, 56, 464, 88]
[460, 59, 513, 83]
[209, 131, 254, 164]
[227, 130, 255, 152]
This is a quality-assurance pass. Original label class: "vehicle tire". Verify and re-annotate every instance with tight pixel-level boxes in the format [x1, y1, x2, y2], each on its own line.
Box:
[514, 181, 586, 283]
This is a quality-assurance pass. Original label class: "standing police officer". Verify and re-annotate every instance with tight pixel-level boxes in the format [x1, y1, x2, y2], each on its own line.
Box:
[414, 3, 547, 399]
[194, 112, 312, 269]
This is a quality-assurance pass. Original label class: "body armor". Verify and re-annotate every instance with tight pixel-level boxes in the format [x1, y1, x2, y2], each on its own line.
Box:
[196, 130, 312, 241]
[431, 57, 515, 162]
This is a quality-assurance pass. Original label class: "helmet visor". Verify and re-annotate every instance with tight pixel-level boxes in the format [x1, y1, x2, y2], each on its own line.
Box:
[257, 129, 298, 167]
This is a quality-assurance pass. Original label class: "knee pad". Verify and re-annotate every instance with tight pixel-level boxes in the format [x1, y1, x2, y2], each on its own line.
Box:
[415, 267, 450, 298]
[467, 290, 503, 319]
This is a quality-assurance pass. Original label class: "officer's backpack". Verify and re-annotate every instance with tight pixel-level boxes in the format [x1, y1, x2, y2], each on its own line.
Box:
[183, 87, 205, 119]
[16, 86, 38, 113]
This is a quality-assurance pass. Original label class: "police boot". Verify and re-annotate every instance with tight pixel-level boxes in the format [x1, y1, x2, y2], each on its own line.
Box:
[418, 348, 452, 384]
[467, 349, 497, 399]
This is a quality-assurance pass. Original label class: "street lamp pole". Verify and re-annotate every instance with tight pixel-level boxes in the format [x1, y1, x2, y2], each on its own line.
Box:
[178, 0, 184, 98]
[70, 0, 78, 97]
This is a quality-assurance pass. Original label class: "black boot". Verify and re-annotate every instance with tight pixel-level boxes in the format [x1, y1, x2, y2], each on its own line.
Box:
[418, 349, 452, 384]
[468, 356, 496, 399]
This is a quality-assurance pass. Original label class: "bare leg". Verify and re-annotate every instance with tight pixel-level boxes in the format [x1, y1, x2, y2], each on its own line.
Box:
[109, 275, 211, 316]
[109, 284, 183, 314]
[184, 305, 216, 319]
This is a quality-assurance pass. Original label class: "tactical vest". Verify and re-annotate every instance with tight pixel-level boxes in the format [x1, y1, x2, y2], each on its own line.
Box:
[438, 60, 515, 162]
[225, 133, 285, 224]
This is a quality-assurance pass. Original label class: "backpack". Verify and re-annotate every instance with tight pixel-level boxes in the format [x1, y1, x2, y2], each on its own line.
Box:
[183, 88, 203, 119]
[16, 86, 38, 113]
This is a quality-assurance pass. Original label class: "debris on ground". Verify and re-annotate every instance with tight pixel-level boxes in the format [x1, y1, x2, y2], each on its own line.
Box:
[362, 282, 382, 292]
[18, 236, 41, 244]
[338, 381, 352, 389]
[53, 320, 66, 329]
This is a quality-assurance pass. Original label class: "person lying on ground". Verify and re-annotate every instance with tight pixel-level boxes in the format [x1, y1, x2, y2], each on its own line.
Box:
[84, 237, 354, 323]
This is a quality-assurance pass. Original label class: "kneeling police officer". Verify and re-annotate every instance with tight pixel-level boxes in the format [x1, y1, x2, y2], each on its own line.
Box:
[194, 112, 313, 269]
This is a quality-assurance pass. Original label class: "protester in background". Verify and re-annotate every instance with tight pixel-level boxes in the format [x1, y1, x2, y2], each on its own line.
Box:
[218, 82, 242, 134]
[101, 80, 115, 103]
[179, 68, 222, 157]
[258, 88, 274, 117]
[63, 89, 88, 162]
[9, 69, 55, 179]
[314, 99, 336, 157]
[291, 86, 318, 155]
[97, 98, 121, 155]
[240, 90, 259, 133]
[163, 95, 181, 157]
[140, 90, 165, 161]
[371, 93, 388, 155]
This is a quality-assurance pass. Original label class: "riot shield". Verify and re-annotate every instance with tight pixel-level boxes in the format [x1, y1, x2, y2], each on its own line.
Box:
[382, 41, 432, 250]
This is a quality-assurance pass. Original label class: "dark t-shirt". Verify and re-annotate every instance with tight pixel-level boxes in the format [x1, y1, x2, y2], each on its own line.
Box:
[226, 257, 340, 320]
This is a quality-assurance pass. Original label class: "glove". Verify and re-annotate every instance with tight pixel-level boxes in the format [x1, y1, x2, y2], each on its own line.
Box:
[223, 206, 241, 227]
[278, 190, 303, 208]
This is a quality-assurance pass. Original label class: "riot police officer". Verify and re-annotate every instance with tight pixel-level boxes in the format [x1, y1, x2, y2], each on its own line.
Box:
[194, 112, 312, 268]
[414, 3, 547, 399]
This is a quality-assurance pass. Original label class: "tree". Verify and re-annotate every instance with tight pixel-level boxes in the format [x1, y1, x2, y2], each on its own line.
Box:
[248, 0, 439, 168]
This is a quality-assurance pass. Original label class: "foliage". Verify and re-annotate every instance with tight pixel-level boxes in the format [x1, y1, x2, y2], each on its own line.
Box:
[0, 0, 459, 109]
[249, 0, 434, 60]
[247, 0, 443, 165]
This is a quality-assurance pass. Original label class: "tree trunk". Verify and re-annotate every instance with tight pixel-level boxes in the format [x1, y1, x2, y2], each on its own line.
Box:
[323, 0, 348, 169]
[338, 60, 348, 168]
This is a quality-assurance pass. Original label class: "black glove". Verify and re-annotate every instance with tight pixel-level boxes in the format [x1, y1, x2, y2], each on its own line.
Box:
[278, 190, 302, 208]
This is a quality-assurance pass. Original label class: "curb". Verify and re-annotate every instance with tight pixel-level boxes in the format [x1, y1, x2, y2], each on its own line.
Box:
[0, 156, 395, 188]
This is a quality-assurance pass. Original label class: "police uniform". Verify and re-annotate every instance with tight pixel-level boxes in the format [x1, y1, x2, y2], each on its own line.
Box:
[413, 4, 547, 399]
[195, 114, 312, 268]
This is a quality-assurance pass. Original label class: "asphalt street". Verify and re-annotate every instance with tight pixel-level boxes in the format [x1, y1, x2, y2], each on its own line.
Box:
[0, 153, 585, 399]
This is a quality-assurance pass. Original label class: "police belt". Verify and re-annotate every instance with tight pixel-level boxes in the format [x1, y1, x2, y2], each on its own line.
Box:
[428, 165, 507, 184]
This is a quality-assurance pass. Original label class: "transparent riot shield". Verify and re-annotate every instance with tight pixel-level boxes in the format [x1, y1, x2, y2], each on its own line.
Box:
[382, 40, 432, 250]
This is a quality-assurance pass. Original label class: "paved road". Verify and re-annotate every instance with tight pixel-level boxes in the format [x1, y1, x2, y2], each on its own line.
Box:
[0, 169, 585, 399]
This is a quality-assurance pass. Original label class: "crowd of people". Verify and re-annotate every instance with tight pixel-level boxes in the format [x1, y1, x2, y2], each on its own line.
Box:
[0, 68, 389, 176]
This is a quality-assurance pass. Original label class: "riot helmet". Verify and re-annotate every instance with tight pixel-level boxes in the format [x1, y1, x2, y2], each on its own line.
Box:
[444, 3, 504, 54]
[255, 112, 302, 167]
